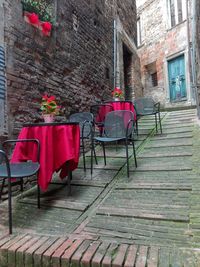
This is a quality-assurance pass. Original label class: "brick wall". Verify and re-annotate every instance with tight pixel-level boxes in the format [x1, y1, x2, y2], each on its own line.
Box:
[3, 0, 140, 138]
[0, 0, 141, 199]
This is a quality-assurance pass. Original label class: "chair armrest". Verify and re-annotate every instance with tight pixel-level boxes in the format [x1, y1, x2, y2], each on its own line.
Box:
[3, 139, 40, 162]
[0, 149, 10, 172]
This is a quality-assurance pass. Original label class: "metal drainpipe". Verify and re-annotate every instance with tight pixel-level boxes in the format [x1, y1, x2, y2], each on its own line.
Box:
[191, 0, 200, 117]
[113, 19, 117, 89]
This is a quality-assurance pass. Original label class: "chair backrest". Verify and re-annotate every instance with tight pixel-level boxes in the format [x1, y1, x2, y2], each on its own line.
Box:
[90, 104, 113, 126]
[104, 110, 134, 138]
[0, 144, 4, 164]
[0, 149, 10, 173]
[69, 112, 93, 138]
[134, 97, 155, 115]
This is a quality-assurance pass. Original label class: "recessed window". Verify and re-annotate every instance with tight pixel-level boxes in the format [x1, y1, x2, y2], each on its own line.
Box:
[137, 17, 142, 46]
[168, 0, 186, 28]
[145, 62, 158, 88]
[151, 72, 158, 87]
[105, 67, 110, 79]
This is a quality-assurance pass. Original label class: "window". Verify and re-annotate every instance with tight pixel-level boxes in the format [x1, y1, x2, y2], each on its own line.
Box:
[137, 18, 142, 47]
[169, 0, 176, 27]
[145, 62, 158, 88]
[151, 72, 158, 87]
[168, 0, 186, 28]
[105, 67, 110, 79]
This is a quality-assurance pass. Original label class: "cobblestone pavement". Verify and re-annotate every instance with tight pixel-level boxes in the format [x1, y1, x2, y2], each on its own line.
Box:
[1, 109, 200, 266]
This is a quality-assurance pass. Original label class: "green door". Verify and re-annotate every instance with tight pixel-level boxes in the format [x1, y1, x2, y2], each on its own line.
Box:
[168, 55, 186, 101]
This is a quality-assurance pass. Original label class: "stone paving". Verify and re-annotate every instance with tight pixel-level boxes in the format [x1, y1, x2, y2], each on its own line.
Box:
[1, 109, 200, 266]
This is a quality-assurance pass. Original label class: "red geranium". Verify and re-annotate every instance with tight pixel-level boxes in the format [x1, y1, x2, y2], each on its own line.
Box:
[41, 22, 52, 36]
[112, 87, 123, 98]
[27, 13, 39, 25]
[41, 95, 60, 115]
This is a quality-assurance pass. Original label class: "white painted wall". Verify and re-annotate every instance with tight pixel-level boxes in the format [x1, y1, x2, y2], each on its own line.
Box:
[136, 0, 147, 8]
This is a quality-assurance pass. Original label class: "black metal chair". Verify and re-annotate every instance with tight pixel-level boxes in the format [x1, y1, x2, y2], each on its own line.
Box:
[69, 112, 97, 173]
[134, 97, 162, 135]
[91, 110, 137, 177]
[90, 104, 114, 136]
[0, 138, 40, 234]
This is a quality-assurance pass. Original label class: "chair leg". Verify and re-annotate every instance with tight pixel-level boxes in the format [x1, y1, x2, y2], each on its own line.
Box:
[0, 178, 6, 200]
[37, 183, 40, 209]
[8, 177, 12, 234]
[82, 138, 86, 172]
[68, 170, 72, 196]
[158, 112, 162, 133]
[155, 114, 158, 132]
[91, 137, 94, 176]
[132, 140, 137, 168]
[93, 144, 98, 165]
[136, 119, 138, 136]
[102, 143, 106, 165]
[125, 139, 129, 178]
[20, 180, 23, 192]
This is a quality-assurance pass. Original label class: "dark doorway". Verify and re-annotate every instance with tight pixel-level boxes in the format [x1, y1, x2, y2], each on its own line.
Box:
[123, 44, 132, 100]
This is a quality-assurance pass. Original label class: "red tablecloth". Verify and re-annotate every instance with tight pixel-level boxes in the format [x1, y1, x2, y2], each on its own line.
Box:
[105, 101, 137, 121]
[11, 123, 80, 191]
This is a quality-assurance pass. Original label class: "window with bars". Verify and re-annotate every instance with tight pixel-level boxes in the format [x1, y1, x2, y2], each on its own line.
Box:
[151, 72, 158, 87]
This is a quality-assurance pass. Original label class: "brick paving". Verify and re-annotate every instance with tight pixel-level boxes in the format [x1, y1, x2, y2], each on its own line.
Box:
[1, 109, 200, 266]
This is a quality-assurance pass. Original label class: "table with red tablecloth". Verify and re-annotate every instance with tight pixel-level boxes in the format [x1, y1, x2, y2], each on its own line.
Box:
[11, 122, 80, 192]
[104, 100, 137, 121]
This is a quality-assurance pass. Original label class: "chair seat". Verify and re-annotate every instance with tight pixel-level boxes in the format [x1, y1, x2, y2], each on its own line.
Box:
[137, 108, 158, 116]
[94, 136, 125, 142]
[0, 162, 40, 178]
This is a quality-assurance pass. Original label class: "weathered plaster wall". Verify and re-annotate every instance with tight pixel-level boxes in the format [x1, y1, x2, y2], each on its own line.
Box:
[137, 0, 192, 107]
[196, 0, 200, 89]
[4, 0, 141, 138]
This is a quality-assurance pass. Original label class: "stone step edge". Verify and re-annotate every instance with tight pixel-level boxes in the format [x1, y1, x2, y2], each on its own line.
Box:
[0, 233, 197, 267]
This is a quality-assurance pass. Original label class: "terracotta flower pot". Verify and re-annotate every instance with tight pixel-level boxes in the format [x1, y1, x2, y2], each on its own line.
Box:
[43, 114, 55, 123]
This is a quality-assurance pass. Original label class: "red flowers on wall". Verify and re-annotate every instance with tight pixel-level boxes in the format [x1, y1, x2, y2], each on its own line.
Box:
[41, 22, 52, 36]
[24, 11, 52, 36]
[27, 12, 39, 25]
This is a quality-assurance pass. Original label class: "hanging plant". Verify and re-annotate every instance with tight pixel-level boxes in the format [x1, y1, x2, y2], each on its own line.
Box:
[21, 0, 55, 36]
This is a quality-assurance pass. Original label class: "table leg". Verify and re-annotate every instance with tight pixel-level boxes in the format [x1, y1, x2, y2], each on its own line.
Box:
[66, 161, 72, 196]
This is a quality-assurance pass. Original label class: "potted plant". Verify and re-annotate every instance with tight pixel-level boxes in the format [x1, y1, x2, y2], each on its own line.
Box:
[21, 0, 54, 36]
[40, 95, 60, 122]
[112, 87, 124, 101]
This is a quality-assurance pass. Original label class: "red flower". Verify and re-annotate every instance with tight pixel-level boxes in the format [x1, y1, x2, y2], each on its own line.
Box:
[41, 22, 52, 36]
[28, 13, 39, 25]
[48, 96, 55, 102]
[41, 94, 60, 115]
[112, 87, 123, 98]
[42, 94, 49, 100]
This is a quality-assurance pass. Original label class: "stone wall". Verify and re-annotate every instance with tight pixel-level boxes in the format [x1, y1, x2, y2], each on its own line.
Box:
[0, 0, 141, 199]
[137, 0, 193, 108]
[3, 0, 141, 138]
[196, 0, 200, 103]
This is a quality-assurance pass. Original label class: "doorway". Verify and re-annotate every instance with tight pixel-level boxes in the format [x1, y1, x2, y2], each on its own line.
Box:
[123, 44, 132, 100]
[168, 54, 186, 102]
